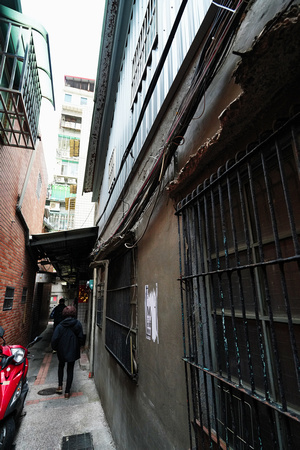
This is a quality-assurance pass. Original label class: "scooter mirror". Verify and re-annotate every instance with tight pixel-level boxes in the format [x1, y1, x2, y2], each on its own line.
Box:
[0, 326, 4, 338]
[27, 336, 43, 349]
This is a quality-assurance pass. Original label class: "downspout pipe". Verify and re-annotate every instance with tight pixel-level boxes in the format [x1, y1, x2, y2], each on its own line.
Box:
[89, 260, 109, 378]
[16, 145, 37, 245]
[89, 268, 97, 377]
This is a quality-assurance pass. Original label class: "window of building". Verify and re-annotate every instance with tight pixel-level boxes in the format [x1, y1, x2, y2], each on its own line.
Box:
[36, 172, 42, 199]
[105, 248, 137, 379]
[21, 287, 27, 304]
[58, 135, 70, 150]
[64, 76, 95, 92]
[64, 93, 72, 103]
[80, 97, 87, 105]
[61, 160, 78, 177]
[61, 114, 82, 130]
[70, 139, 80, 157]
[176, 117, 300, 448]
[3, 287, 14, 311]
[131, 0, 157, 105]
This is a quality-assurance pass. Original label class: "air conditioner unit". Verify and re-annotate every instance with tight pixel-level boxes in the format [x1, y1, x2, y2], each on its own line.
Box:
[50, 202, 60, 211]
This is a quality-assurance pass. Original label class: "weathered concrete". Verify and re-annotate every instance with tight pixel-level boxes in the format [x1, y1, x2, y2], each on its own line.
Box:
[13, 324, 116, 450]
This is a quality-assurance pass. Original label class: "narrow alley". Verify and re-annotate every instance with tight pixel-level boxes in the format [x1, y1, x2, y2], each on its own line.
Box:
[13, 324, 116, 450]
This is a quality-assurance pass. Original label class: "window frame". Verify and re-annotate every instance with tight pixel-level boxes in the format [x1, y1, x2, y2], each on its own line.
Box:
[3, 286, 15, 311]
[104, 248, 138, 380]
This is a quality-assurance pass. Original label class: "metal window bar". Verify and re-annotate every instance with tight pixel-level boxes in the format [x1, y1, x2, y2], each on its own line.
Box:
[176, 114, 300, 449]
[105, 249, 138, 379]
[0, 17, 42, 148]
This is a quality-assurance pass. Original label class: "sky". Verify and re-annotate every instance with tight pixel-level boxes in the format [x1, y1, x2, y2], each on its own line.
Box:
[21, 0, 105, 178]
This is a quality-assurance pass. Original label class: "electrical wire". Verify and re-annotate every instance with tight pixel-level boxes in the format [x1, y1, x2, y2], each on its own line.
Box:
[93, 0, 248, 256]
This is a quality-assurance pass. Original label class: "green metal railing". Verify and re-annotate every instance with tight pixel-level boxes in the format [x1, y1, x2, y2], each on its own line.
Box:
[0, 5, 54, 148]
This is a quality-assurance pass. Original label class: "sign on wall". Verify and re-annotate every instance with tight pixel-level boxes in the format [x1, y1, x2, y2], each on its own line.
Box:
[145, 284, 159, 343]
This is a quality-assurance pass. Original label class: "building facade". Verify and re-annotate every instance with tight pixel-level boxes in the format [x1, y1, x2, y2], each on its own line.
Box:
[84, 1, 300, 449]
[47, 75, 95, 232]
[0, 0, 55, 344]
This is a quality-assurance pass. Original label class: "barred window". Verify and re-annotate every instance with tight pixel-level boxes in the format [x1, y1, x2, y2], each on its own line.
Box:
[3, 287, 14, 311]
[131, 0, 157, 105]
[105, 248, 137, 379]
[177, 117, 300, 449]
[96, 281, 104, 329]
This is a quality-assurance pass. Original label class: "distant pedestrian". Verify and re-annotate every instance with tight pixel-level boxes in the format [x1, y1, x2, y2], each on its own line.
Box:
[51, 305, 84, 399]
[50, 298, 66, 329]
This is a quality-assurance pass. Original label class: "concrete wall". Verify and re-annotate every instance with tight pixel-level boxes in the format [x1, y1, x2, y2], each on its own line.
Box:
[93, 192, 189, 449]
[90, 1, 300, 448]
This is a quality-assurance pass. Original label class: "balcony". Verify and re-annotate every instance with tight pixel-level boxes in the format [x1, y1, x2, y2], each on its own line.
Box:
[60, 119, 82, 131]
[0, 5, 55, 149]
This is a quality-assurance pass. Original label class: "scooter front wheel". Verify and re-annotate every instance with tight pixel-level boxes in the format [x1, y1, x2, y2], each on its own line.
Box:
[0, 416, 15, 449]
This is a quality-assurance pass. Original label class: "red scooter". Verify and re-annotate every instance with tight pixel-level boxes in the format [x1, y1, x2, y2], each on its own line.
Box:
[0, 326, 41, 449]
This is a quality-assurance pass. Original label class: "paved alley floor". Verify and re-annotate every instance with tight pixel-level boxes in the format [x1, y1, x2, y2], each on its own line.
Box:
[13, 324, 116, 450]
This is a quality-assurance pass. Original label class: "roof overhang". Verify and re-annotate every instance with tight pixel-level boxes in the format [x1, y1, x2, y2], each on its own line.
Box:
[29, 227, 98, 285]
[83, 0, 133, 198]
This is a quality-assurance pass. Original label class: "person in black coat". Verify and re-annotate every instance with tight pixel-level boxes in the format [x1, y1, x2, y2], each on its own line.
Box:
[51, 298, 66, 329]
[51, 305, 84, 398]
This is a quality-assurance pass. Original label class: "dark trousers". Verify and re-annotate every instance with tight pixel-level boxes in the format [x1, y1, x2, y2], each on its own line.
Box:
[58, 360, 75, 393]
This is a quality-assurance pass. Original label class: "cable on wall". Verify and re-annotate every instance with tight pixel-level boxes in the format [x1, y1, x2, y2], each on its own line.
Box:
[92, 0, 248, 257]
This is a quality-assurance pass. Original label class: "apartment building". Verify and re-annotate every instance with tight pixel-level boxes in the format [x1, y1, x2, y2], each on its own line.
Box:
[47, 76, 95, 231]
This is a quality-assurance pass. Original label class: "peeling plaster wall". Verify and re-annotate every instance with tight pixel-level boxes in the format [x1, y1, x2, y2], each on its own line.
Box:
[168, 2, 300, 199]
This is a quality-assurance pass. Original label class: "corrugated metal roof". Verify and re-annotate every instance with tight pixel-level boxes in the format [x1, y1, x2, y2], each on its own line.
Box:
[29, 227, 98, 284]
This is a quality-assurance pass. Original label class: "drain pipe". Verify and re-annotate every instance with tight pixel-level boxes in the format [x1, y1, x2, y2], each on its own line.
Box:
[16, 141, 40, 257]
[17, 145, 37, 217]
[89, 268, 97, 378]
[89, 259, 109, 378]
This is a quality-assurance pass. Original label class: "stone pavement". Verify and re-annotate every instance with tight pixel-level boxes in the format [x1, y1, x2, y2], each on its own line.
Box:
[13, 324, 116, 450]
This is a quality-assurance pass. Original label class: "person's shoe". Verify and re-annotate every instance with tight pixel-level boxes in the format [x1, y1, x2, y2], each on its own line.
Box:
[56, 386, 63, 394]
[65, 393, 71, 399]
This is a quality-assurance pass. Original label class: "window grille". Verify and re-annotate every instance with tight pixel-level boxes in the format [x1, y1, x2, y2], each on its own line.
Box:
[0, 21, 44, 148]
[105, 248, 137, 379]
[131, 0, 157, 105]
[96, 281, 105, 329]
[3, 287, 14, 311]
[176, 115, 300, 449]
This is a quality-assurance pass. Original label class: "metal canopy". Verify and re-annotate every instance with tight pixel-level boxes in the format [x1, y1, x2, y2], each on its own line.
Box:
[29, 227, 98, 285]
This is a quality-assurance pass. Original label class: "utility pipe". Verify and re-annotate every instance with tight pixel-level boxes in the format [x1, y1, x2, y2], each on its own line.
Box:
[89, 260, 109, 377]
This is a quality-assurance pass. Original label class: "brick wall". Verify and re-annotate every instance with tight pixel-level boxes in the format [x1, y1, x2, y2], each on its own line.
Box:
[0, 138, 49, 346]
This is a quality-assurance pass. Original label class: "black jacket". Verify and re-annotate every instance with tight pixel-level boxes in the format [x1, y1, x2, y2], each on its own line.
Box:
[52, 303, 66, 328]
[51, 318, 84, 362]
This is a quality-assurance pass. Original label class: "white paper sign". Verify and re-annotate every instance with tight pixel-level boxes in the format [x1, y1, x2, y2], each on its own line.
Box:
[145, 284, 159, 343]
